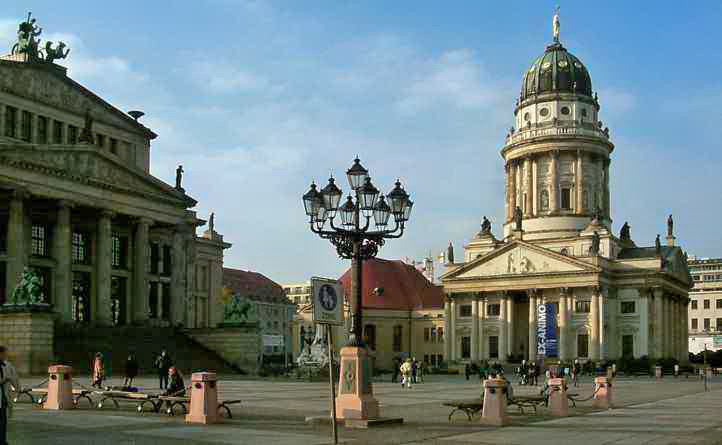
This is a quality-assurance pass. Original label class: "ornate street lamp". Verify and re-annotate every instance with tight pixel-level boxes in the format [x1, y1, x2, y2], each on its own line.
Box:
[302, 158, 412, 421]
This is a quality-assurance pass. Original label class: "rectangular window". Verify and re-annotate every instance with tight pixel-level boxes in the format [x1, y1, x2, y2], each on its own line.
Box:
[393, 325, 402, 352]
[691, 318, 698, 330]
[31, 224, 48, 256]
[0, 217, 7, 254]
[717, 318, 722, 332]
[96, 133, 105, 148]
[424, 327, 430, 342]
[67, 125, 77, 144]
[704, 318, 710, 331]
[575, 300, 591, 313]
[489, 336, 499, 359]
[149, 282, 158, 319]
[437, 327, 444, 342]
[621, 301, 636, 314]
[4, 106, 16, 137]
[162, 283, 171, 320]
[431, 327, 437, 343]
[622, 335, 634, 358]
[71, 232, 89, 264]
[72, 271, 91, 322]
[110, 138, 118, 154]
[150, 243, 160, 274]
[691, 300, 698, 310]
[704, 299, 710, 309]
[487, 303, 501, 316]
[53, 120, 63, 143]
[717, 299, 722, 309]
[577, 334, 589, 358]
[364, 324, 376, 351]
[21, 110, 31, 141]
[162, 245, 172, 276]
[37, 116, 48, 143]
[461, 336, 471, 359]
[460, 304, 472, 317]
[0, 262, 6, 306]
[111, 234, 128, 269]
[561, 188, 571, 210]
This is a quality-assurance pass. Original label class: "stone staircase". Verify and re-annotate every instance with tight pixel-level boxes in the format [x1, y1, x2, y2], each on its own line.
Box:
[54, 325, 245, 377]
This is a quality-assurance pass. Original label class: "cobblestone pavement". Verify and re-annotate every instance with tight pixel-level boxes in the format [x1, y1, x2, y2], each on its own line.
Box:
[7, 374, 722, 444]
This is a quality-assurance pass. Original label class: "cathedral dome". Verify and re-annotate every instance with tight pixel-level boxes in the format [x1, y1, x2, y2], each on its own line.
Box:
[520, 43, 592, 101]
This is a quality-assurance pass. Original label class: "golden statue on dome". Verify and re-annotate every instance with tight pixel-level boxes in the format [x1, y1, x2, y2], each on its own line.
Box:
[553, 6, 561, 43]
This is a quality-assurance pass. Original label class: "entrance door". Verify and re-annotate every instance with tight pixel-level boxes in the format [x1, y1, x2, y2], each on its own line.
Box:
[72, 272, 91, 323]
[489, 336, 499, 359]
[461, 336, 471, 359]
[622, 335, 634, 358]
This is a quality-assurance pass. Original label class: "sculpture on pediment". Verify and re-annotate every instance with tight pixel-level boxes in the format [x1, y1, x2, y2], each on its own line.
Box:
[667, 214, 674, 237]
[447, 242, 454, 264]
[44, 40, 70, 63]
[506, 251, 516, 274]
[12, 12, 43, 61]
[655, 234, 661, 255]
[175, 165, 185, 192]
[209, 212, 215, 233]
[620, 222, 631, 241]
[480, 216, 492, 235]
[78, 109, 94, 144]
[7, 268, 46, 306]
[590, 231, 600, 256]
[514, 206, 523, 231]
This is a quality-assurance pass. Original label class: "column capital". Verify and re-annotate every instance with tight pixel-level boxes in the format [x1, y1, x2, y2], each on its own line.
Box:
[559, 286, 572, 296]
[10, 187, 29, 201]
[135, 216, 154, 226]
[526, 288, 541, 298]
[57, 199, 75, 209]
[99, 209, 116, 219]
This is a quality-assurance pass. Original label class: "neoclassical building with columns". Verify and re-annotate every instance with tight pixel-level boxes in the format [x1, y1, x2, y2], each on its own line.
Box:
[441, 29, 692, 365]
[0, 42, 230, 330]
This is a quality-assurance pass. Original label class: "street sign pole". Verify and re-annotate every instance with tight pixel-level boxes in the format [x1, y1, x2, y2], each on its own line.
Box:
[327, 324, 338, 444]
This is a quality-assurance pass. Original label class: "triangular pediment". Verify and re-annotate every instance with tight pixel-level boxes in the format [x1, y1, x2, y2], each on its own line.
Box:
[0, 144, 192, 206]
[445, 241, 599, 280]
[0, 60, 155, 139]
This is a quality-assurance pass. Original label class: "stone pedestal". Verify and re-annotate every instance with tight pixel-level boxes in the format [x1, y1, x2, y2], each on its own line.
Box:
[0, 309, 54, 374]
[43, 365, 74, 410]
[335, 346, 379, 420]
[480, 378, 511, 426]
[548, 377, 568, 417]
[655, 365, 662, 379]
[592, 376, 612, 409]
[185, 372, 220, 424]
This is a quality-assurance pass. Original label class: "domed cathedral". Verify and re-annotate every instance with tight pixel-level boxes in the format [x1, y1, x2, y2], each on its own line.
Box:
[441, 13, 692, 368]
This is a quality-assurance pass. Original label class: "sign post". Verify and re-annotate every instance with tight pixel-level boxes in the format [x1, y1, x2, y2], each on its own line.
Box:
[311, 277, 344, 444]
[537, 303, 558, 360]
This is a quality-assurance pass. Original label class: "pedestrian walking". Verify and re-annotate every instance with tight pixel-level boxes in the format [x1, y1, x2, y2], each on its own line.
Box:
[418, 360, 425, 383]
[572, 359, 580, 387]
[400, 359, 413, 389]
[1, 345, 21, 445]
[411, 358, 418, 384]
[391, 357, 400, 383]
[464, 363, 470, 381]
[124, 354, 139, 389]
[92, 352, 105, 389]
[155, 350, 172, 390]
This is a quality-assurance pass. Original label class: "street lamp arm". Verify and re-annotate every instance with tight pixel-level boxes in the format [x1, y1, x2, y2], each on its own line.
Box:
[381, 222, 405, 239]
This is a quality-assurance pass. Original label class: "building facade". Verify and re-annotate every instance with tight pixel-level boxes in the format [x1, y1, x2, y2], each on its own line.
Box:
[687, 257, 722, 353]
[441, 25, 691, 364]
[0, 31, 230, 331]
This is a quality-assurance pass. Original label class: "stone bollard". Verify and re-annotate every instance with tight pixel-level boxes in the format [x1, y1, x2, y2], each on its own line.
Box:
[43, 365, 74, 410]
[655, 365, 662, 379]
[185, 372, 219, 424]
[480, 378, 511, 426]
[592, 376, 613, 409]
[548, 377, 568, 417]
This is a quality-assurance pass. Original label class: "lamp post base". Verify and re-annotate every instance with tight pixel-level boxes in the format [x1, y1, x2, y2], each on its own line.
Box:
[335, 346, 379, 420]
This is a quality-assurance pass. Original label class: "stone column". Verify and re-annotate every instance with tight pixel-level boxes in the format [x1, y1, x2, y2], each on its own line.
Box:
[13, 107, 20, 139]
[133, 218, 152, 322]
[639, 290, 649, 357]
[0, 104, 5, 136]
[170, 228, 188, 325]
[528, 291, 537, 362]
[524, 158, 532, 217]
[606, 288, 617, 359]
[665, 294, 672, 357]
[505, 164, 511, 221]
[599, 288, 606, 359]
[550, 151, 559, 213]
[450, 298, 456, 361]
[590, 288, 600, 361]
[682, 299, 689, 362]
[444, 297, 451, 362]
[480, 298, 486, 359]
[531, 157, 538, 215]
[507, 161, 516, 221]
[471, 295, 479, 361]
[54, 201, 73, 322]
[507, 295, 515, 358]
[95, 210, 114, 325]
[653, 289, 663, 358]
[6, 189, 28, 299]
[499, 294, 507, 362]
[604, 159, 611, 219]
[559, 289, 568, 361]
[576, 151, 584, 214]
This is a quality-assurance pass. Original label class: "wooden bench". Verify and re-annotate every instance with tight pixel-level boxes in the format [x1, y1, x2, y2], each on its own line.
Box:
[29, 388, 94, 407]
[508, 396, 545, 414]
[156, 396, 242, 418]
[93, 390, 161, 413]
[442, 398, 483, 421]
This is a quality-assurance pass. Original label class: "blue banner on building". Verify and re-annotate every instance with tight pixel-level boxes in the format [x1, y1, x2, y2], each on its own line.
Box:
[536, 303, 558, 358]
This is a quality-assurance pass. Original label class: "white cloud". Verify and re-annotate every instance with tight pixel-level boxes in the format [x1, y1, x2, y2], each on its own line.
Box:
[597, 87, 637, 114]
[189, 61, 271, 94]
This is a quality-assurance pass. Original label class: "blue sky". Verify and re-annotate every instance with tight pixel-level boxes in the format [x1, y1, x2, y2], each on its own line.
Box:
[4, 1, 722, 283]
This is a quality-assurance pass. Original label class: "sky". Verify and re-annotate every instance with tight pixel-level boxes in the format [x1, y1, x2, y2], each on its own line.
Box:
[4, 1, 722, 284]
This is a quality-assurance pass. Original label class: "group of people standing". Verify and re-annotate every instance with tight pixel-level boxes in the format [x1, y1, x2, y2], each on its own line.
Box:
[90, 349, 180, 392]
[393, 357, 424, 388]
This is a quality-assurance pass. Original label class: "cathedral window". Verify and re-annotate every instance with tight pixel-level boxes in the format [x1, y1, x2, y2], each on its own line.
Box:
[691, 300, 698, 310]
[4, 106, 17, 138]
[488, 336, 499, 358]
[704, 299, 710, 309]
[21, 111, 31, 141]
[704, 318, 710, 331]
[539, 107, 550, 118]
[53, 120, 63, 143]
[717, 299, 722, 309]
[561, 188, 571, 210]
[150, 243, 160, 274]
[162, 245, 172, 276]
[691, 318, 698, 330]
[31, 224, 48, 256]
[111, 234, 128, 269]
[71, 232, 89, 264]
[393, 325, 402, 352]
[575, 300, 591, 313]
[67, 125, 78, 144]
[37, 116, 48, 143]
[110, 138, 118, 154]
[96, 133, 105, 148]
[459, 304, 472, 317]
[621, 301, 636, 314]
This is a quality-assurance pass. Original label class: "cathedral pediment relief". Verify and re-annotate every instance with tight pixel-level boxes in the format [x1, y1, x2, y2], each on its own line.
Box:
[0, 146, 186, 204]
[0, 61, 153, 138]
[447, 241, 598, 280]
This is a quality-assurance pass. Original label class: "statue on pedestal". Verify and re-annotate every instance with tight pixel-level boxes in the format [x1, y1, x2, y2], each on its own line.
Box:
[591, 231, 600, 256]
[655, 234, 662, 255]
[667, 214, 674, 237]
[480, 216, 492, 235]
[620, 222, 631, 241]
[7, 268, 45, 306]
[514, 206, 523, 231]
[175, 165, 185, 191]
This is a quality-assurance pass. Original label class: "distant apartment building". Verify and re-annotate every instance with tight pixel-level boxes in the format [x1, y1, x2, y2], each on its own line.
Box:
[687, 258, 722, 353]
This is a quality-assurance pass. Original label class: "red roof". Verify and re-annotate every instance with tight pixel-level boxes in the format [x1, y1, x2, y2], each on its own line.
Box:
[338, 258, 444, 310]
[222, 268, 292, 304]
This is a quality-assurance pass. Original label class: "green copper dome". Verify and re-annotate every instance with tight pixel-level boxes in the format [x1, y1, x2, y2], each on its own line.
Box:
[521, 43, 592, 100]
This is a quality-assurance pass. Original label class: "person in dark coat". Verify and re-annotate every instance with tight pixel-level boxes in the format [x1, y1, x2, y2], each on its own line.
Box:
[155, 350, 172, 390]
[411, 358, 418, 384]
[391, 357, 400, 383]
[464, 363, 471, 380]
[124, 354, 139, 388]
[163, 367, 185, 396]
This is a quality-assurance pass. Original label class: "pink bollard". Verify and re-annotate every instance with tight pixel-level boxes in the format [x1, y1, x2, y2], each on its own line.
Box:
[43, 365, 74, 410]
[185, 372, 220, 424]
[592, 376, 613, 409]
[548, 377, 568, 416]
[480, 378, 511, 426]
